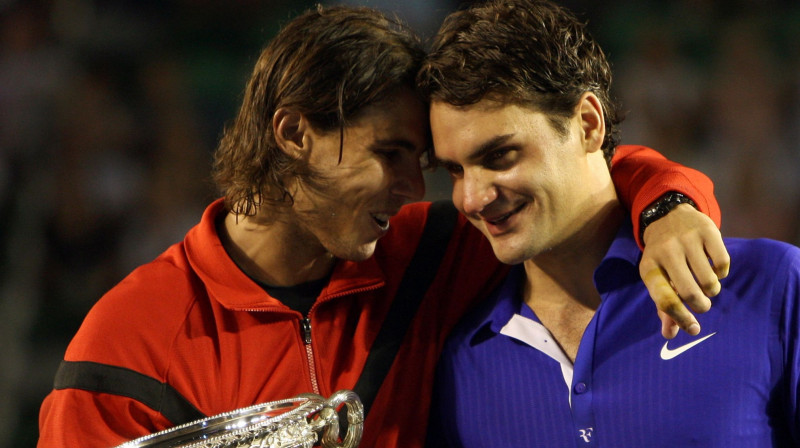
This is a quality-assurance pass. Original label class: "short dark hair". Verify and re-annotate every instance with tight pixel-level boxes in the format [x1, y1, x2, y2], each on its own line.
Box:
[418, 0, 622, 163]
[213, 5, 425, 216]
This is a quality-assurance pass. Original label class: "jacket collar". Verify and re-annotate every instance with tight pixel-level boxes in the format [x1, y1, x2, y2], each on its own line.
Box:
[184, 199, 385, 311]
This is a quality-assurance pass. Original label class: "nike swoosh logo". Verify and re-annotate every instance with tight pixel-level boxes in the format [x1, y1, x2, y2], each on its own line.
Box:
[660, 332, 717, 360]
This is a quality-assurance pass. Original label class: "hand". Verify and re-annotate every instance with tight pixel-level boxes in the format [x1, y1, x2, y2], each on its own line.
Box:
[639, 204, 730, 339]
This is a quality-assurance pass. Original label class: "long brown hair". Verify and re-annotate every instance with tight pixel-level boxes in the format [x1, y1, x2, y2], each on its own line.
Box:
[213, 5, 425, 216]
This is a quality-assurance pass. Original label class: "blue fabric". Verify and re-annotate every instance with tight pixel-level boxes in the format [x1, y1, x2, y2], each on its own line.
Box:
[428, 224, 800, 447]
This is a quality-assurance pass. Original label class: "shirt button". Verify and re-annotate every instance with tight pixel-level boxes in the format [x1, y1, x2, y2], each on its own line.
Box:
[574, 382, 588, 394]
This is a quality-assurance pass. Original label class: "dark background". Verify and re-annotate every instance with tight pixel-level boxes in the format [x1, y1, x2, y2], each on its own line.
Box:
[2, 0, 799, 445]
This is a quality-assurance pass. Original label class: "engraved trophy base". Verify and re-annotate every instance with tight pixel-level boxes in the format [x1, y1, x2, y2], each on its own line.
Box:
[114, 390, 364, 448]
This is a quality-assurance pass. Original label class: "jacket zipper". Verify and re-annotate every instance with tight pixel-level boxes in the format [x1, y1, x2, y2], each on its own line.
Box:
[299, 285, 382, 397]
[242, 282, 384, 396]
[301, 317, 320, 395]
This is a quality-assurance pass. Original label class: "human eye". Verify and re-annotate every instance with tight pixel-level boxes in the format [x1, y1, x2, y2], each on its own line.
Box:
[375, 148, 401, 162]
[440, 161, 463, 178]
[483, 147, 516, 170]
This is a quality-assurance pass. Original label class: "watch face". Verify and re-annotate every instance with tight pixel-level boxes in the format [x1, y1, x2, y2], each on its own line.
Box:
[643, 193, 694, 223]
[642, 207, 659, 219]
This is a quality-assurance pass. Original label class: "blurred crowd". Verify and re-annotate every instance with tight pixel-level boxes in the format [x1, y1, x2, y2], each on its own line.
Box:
[1, 0, 799, 445]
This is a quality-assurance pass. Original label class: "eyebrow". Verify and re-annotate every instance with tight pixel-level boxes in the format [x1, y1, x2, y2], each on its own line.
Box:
[372, 138, 420, 152]
[437, 133, 515, 164]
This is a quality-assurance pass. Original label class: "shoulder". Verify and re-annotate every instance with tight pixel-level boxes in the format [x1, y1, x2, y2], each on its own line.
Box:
[387, 201, 451, 237]
[105, 242, 200, 316]
[64, 242, 204, 378]
[725, 238, 800, 275]
[720, 238, 800, 312]
[380, 200, 488, 256]
[444, 266, 524, 352]
[396, 200, 490, 243]
[387, 200, 504, 276]
[445, 297, 495, 350]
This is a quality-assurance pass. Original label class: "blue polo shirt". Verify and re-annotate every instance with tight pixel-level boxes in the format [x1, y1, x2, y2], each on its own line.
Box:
[428, 224, 800, 447]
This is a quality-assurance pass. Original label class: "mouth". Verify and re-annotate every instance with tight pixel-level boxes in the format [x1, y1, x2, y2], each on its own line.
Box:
[485, 203, 526, 225]
[372, 213, 391, 231]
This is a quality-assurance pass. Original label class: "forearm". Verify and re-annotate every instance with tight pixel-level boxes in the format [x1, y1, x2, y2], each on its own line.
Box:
[610, 144, 721, 247]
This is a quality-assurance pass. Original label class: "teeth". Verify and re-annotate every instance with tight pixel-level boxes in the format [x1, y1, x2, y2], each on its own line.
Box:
[488, 212, 512, 224]
[487, 204, 524, 225]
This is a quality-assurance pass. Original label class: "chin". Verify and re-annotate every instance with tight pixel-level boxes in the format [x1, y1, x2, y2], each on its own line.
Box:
[484, 235, 523, 265]
[491, 241, 538, 266]
[494, 252, 526, 266]
[489, 244, 519, 265]
[336, 241, 378, 262]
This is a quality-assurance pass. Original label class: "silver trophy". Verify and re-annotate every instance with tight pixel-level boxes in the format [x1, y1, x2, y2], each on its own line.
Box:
[114, 390, 364, 448]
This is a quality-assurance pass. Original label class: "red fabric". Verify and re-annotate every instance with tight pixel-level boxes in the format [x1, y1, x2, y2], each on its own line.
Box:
[611, 145, 722, 248]
[38, 145, 720, 448]
[38, 200, 508, 448]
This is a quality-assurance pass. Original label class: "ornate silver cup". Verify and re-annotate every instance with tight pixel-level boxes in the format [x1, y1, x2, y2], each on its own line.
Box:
[114, 390, 364, 448]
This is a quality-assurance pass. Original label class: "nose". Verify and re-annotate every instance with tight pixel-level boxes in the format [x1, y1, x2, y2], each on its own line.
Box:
[391, 157, 426, 202]
[455, 168, 496, 216]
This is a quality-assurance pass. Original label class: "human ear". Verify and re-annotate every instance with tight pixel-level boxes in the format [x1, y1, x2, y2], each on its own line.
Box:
[273, 107, 309, 157]
[578, 92, 605, 153]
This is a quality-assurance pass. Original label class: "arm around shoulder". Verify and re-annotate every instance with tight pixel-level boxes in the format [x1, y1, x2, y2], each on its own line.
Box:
[610, 145, 729, 338]
[610, 144, 721, 245]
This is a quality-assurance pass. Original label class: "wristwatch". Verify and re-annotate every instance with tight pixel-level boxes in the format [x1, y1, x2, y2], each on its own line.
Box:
[639, 192, 697, 240]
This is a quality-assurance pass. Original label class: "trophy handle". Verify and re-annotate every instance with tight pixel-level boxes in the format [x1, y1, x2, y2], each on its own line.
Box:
[309, 390, 365, 448]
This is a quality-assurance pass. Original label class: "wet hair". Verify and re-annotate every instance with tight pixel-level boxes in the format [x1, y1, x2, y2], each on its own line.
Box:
[213, 5, 425, 216]
[418, 0, 622, 163]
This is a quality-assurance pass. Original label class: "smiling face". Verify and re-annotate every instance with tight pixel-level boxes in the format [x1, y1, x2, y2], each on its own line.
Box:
[288, 87, 428, 262]
[430, 96, 611, 265]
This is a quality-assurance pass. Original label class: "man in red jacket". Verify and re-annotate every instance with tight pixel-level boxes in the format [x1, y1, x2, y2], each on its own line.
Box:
[37, 5, 727, 448]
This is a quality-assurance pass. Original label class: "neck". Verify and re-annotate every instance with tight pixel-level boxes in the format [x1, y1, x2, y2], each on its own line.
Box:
[523, 197, 624, 310]
[219, 211, 336, 287]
